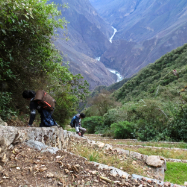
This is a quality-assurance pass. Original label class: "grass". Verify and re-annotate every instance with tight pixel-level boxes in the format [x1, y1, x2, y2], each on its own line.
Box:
[165, 162, 187, 185]
[70, 144, 145, 176]
[125, 147, 187, 160]
[116, 141, 187, 149]
[68, 134, 187, 185]
[65, 127, 76, 132]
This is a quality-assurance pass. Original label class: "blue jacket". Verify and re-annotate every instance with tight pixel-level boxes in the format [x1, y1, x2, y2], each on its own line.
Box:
[70, 114, 80, 132]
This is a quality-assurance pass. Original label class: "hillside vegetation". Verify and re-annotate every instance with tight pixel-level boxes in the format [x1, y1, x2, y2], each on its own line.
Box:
[83, 44, 187, 142]
[0, 0, 89, 126]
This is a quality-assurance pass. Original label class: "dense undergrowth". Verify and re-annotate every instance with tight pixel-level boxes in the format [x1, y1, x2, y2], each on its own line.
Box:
[82, 44, 187, 142]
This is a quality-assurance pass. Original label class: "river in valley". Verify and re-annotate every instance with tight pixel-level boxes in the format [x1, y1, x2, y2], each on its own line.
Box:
[95, 26, 123, 82]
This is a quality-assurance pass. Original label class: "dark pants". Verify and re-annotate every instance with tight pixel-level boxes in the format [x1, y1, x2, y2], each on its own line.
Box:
[39, 109, 57, 127]
[79, 127, 86, 137]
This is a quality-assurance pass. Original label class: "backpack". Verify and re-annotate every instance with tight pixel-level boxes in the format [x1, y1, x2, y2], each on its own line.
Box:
[34, 90, 56, 111]
[70, 115, 76, 127]
[41, 109, 57, 127]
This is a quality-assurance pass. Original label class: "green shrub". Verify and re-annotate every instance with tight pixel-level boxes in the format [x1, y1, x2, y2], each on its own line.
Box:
[168, 107, 187, 142]
[103, 108, 126, 127]
[95, 125, 113, 136]
[111, 121, 135, 139]
[82, 116, 104, 133]
[0, 92, 16, 120]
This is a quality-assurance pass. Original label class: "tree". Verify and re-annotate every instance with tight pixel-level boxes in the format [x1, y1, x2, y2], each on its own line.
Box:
[89, 91, 121, 116]
[0, 0, 89, 122]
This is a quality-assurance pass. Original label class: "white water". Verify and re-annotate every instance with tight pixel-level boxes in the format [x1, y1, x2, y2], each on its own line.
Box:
[109, 26, 117, 43]
[95, 57, 123, 82]
[95, 57, 101, 61]
[107, 68, 123, 82]
[95, 26, 123, 82]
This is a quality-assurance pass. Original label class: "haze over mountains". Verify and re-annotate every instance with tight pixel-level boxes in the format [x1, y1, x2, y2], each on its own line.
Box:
[49, 0, 116, 90]
[51, 0, 187, 89]
[90, 0, 187, 78]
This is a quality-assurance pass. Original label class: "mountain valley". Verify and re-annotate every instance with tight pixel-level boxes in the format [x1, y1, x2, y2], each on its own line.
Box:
[50, 0, 187, 88]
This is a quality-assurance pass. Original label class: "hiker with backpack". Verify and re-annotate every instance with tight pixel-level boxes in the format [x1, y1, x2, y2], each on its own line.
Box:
[70, 113, 86, 137]
[22, 90, 58, 127]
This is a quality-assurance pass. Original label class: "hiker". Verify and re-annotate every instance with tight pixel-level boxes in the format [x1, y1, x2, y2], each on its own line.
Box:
[22, 90, 58, 127]
[70, 113, 86, 137]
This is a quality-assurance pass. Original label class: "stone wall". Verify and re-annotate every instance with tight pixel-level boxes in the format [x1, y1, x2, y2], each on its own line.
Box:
[0, 126, 75, 152]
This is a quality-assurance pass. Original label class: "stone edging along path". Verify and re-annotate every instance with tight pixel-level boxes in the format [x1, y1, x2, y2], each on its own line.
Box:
[119, 144, 187, 152]
[85, 139, 187, 164]
[85, 135, 187, 163]
[0, 126, 185, 187]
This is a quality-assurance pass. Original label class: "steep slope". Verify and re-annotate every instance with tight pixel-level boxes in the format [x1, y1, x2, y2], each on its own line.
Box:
[49, 0, 116, 90]
[54, 0, 113, 57]
[90, 0, 187, 78]
[101, 20, 187, 78]
[90, 0, 187, 42]
[113, 43, 187, 102]
[56, 41, 116, 90]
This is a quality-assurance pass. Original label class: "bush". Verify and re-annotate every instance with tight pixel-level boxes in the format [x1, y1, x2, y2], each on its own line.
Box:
[111, 121, 135, 139]
[103, 108, 126, 126]
[168, 107, 187, 142]
[82, 116, 104, 133]
[0, 92, 16, 120]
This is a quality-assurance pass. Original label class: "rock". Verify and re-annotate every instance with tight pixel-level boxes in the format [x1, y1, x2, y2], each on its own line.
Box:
[41, 147, 59, 154]
[0, 165, 3, 173]
[164, 182, 171, 186]
[46, 172, 54, 178]
[91, 171, 98, 175]
[104, 144, 113, 151]
[97, 142, 105, 148]
[64, 169, 69, 174]
[146, 156, 165, 167]
[132, 161, 136, 165]
[25, 140, 47, 151]
[0, 154, 8, 163]
[0, 117, 7, 126]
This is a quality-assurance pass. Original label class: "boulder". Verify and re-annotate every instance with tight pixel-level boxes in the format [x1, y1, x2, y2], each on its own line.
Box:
[146, 156, 165, 167]
[146, 155, 166, 181]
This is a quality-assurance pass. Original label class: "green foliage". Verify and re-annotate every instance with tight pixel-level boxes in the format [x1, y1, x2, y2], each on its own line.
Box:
[113, 44, 187, 103]
[89, 152, 99, 162]
[103, 108, 126, 127]
[168, 107, 187, 142]
[52, 91, 76, 128]
[0, 0, 90, 124]
[82, 116, 104, 133]
[85, 91, 121, 117]
[0, 92, 16, 120]
[111, 121, 135, 139]
[97, 44, 187, 142]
